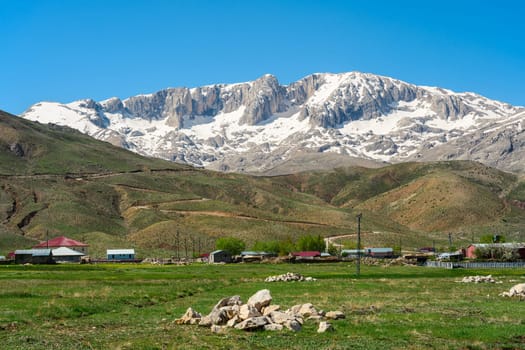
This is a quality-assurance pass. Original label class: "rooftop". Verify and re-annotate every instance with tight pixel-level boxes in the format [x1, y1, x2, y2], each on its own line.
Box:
[34, 236, 88, 248]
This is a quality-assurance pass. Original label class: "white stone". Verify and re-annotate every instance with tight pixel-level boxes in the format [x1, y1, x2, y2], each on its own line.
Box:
[284, 319, 302, 332]
[239, 304, 261, 320]
[270, 311, 297, 325]
[325, 311, 345, 320]
[247, 289, 272, 311]
[234, 316, 271, 330]
[264, 323, 284, 331]
[298, 303, 318, 317]
[175, 307, 202, 325]
[317, 321, 334, 333]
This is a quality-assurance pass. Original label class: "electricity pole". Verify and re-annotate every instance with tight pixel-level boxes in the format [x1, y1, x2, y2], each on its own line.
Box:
[356, 213, 362, 277]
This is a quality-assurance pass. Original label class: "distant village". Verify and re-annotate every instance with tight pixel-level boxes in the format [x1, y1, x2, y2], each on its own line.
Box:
[1, 235, 525, 266]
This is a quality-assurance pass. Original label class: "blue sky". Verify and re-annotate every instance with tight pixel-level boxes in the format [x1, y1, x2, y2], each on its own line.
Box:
[1, 0, 524, 114]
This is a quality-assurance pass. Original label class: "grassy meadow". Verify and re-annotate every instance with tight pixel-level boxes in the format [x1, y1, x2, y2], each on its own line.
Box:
[1, 262, 524, 350]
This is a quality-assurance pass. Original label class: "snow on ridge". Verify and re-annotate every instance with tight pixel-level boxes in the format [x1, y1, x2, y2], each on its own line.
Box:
[19, 71, 523, 171]
[307, 73, 345, 106]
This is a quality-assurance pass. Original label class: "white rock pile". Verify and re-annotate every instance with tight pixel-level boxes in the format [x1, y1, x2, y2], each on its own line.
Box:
[499, 283, 525, 297]
[264, 272, 317, 282]
[175, 289, 344, 333]
[459, 275, 498, 283]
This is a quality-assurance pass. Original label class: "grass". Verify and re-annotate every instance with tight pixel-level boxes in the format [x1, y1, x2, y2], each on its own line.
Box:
[0, 263, 524, 349]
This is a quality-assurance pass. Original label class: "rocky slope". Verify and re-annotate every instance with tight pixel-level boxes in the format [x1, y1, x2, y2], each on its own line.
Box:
[21, 72, 525, 174]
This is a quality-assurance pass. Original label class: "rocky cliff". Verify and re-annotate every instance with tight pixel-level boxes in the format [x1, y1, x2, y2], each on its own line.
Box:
[22, 72, 525, 174]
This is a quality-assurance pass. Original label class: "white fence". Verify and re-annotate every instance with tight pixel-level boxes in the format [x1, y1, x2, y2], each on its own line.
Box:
[426, 261, 525, 269]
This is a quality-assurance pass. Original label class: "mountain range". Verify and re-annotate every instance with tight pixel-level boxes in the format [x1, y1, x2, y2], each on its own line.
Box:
[21, 72, 525, 175]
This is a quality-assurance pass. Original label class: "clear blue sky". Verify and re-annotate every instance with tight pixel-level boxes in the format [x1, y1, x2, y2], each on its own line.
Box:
[1, 0, 524, 115]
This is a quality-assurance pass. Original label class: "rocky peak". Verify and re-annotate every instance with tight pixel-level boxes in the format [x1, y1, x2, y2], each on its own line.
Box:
[100, 97, 125, 114]
[240, 74, 287, 125]
[21, 72, 525, 174]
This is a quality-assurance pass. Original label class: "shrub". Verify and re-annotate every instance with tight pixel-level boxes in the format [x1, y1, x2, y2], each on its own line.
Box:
[215, 237, 245, 255]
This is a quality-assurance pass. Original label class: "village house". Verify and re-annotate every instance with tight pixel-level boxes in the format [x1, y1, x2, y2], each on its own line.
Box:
[14, 249, 53, 264]
[239, 251, 276, 262]
[51, 247, 85, 263]
[209, 250, 231, 263]
[33, 236, 89, 254]
[107, 249, 136, 261]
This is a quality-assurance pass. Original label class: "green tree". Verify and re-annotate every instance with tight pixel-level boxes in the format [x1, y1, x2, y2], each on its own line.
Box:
[327, 243, 339, 256]
[216, 237, 245, 255]
[252, 240, 280, 254]
[296, 234, 325, 252]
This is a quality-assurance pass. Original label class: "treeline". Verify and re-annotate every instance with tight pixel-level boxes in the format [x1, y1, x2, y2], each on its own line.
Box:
[216, 235, 326, 256]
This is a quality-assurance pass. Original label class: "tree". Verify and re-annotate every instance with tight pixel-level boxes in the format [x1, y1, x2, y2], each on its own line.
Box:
[252, 240, 280, 254]
[296, 234, 325, 252]
[252, 239, 295, 256]
[215, 237, 245, 256]
[327, 243, 339, 256]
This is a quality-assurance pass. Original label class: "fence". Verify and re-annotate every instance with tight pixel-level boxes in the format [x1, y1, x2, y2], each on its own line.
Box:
[426, 261, 525, 269]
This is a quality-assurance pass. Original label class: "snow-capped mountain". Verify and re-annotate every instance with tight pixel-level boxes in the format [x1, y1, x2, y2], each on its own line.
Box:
[21, 72, 525, 174]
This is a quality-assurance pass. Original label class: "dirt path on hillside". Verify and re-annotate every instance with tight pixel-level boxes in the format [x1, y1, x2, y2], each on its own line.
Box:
[324, 234, 356, 248]
[130, 198, 335, 227]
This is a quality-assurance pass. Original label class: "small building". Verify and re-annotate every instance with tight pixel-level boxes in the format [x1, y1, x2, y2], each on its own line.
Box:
[34, 236, 89, 254]
[209, 250, 231, 263]
[14, 249, 53, 264]
[341, 249, 366, 258]
[240, 251, 276, 261]
[365, 247, 394, 258]
[107, 249, 136, 261]
[291, 251, 321, 258]
[52, 247, 85, 263]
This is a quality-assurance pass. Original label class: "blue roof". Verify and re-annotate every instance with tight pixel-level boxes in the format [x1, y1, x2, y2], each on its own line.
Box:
[15, 249, 51, 256]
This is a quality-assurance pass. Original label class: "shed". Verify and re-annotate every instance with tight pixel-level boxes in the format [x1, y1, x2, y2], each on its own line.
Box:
[365, 247, 394, 258]
[209, 250, 231, 263]
[14, 249, 53, 264]
[341, 249, 366, 258]
[52, 247, 85, 263]
[240, 251, 275, 262]
[107, 249, 135, 261]
[34, 236, 89, 254]
[291, 251, 321, 258]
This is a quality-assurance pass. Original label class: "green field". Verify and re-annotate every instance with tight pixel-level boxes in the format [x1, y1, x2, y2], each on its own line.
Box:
[0, 263, 524, 350]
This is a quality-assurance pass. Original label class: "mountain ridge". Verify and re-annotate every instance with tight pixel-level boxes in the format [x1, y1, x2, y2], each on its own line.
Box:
[22, 72, 525, 174]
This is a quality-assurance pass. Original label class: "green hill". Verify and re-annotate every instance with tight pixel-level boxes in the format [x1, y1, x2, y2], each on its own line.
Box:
[1, 110, 524, 257]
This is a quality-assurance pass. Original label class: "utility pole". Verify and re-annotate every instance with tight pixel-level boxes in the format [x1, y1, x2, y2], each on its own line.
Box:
[356, 213, 362, 277]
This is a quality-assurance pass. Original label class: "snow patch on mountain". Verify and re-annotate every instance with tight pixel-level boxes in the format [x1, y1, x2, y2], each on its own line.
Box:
[21, 72, 525, 173]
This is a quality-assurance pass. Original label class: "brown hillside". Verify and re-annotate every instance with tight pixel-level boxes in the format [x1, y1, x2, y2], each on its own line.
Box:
[357, 172, 505, 232]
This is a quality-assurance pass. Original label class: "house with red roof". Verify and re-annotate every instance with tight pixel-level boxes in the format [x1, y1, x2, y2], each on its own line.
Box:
[33, 236, 89, 254]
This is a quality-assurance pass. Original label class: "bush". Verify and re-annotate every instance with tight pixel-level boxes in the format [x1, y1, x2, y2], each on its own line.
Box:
[216, 237, 245, 255]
